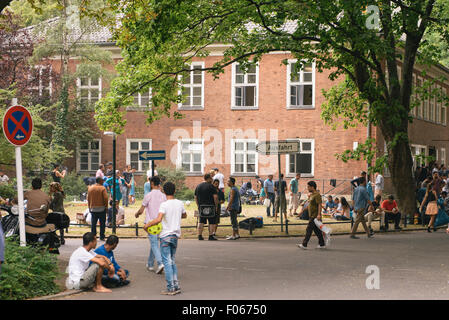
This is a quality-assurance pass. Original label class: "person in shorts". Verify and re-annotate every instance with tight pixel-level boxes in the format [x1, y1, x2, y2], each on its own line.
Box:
[66, 232, 115, 293]
[195, 174, 218, 241]
[144, 182, 187, 295]
[226, 177, 241, 240]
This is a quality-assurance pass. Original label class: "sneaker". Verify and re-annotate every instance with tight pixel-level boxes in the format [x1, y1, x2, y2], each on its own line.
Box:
[226, 236, 236, 240]
[369, 227, 374, 234]
[350, 235, 359, 239]
[394, 226, 402, 230]
[208, 235, 218, 241]
[297, 244, 307, 250]
[198, 235, 204, 240]
[368, 233, 374, 238]
[156, 264, 164, 274]
[234, 235, 240, 239]
[146, 264, 155, 272]
[316, 245, 326, 249]
[174, 288, 181, 294]
[160, 289, 176, 296]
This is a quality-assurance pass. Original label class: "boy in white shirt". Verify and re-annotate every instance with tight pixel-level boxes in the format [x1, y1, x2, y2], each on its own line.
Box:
[144, 182, 187, 295]
[66, 232, 115, 293]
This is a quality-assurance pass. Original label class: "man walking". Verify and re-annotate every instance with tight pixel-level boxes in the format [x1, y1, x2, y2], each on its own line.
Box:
[274, 174, 287, 222]
[195, 174, 218, 241]
[135, 176, 166, 274]
[350, 177, 374, 239]
[264, 175, 275, 217]
[298, 181, 326, 249]
[289, 173, 301, 217]
[144, 182, 187, 295]
[87, 177, 109, 241]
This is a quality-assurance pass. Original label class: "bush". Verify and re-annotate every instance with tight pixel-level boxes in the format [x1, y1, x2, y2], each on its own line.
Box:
[0, 182, 16, 200]
[176, 187, 195, 200]
[0, 238, 62, 300]
[157, 166, 187, 193]
[61, 172, 88, 198]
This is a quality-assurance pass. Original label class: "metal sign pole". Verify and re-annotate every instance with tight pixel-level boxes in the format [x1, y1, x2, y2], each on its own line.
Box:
[278, 153, 283, 232]
[15, 147, 26, 246]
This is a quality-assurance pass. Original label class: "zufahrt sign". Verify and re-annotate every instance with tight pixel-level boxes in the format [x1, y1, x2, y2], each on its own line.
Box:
[256, 140, 300, 155]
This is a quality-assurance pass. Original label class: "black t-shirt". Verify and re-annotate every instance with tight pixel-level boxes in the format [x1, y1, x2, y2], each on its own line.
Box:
[123, 171, 133, 184]
[274, 180, 287, 195]
[51, 171, 61, 183]
[195, 182, 217, 206]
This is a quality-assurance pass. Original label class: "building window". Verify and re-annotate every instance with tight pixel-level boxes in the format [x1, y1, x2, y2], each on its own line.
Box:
[441, 148, 446, 166]
[179, 62, 204, 109]
[286, 139, 314, 177]
[231, 140, 258, 175]
[410, 74, 416, 117]
[417, 77, 423, 119]
[231, 63, 258, 109]
[411, 144, 427, 170]
[126, 139, 152, 172]
[287, 60, 315, 109]
[77, 76, 101, 107]
[430, 84, 435, 122]
[129, 88, 152, 110]
[178, 140, 203, 174]
[29, 65, 52, 98]
[423, 80, 429, 120]
[77, 140, 101, 172]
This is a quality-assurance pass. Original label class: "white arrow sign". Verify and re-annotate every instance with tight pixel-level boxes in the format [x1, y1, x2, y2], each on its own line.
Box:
[256, 141, 300, 155]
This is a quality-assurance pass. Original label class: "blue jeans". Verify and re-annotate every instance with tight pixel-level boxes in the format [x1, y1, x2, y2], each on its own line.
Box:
[266, 193, 275, 216]
[101, 269, 129, 288]
[160, 235, 179, 291]
[148, 234, 162, 267]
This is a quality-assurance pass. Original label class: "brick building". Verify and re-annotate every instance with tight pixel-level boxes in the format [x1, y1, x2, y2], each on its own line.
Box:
[31, 25, 449, 193]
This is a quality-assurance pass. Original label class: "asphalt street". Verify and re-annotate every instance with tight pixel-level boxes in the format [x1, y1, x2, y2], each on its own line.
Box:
[54, 230, 449, 300]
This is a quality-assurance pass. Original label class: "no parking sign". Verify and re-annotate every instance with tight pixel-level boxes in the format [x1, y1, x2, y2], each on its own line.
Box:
[2, 105, 33, 146]
[2, 104, 33, 246]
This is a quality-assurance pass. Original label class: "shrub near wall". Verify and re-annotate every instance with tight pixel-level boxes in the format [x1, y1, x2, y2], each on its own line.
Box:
[0, 238, 62, 300]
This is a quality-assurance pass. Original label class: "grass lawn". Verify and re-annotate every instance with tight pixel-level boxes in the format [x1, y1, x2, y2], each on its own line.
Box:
[62, 200, 425, 239]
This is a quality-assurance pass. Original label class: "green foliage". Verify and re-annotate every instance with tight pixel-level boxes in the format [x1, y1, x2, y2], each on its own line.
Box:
[60, 172, 88, 197]
[157, 166, 187, 196]
[0, 237, 62, 300]
[0, 183, 16, 200]
[8, 0, 60, 27]
[176, 187, 194, 201]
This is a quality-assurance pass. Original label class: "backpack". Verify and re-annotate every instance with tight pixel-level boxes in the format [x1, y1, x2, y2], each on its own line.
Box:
[238, 217, 263, 230]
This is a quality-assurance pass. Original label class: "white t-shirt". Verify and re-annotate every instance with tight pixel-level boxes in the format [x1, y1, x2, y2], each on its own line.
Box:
[146, 169, 158, 178]
[159, 199, 186, 238]
[213, 173, 225, 189]
[66, 247, 97, 289]
[375, 174, 384, 191]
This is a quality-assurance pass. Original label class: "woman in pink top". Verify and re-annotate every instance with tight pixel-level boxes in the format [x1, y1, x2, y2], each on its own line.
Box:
[135, 176, 166, 274]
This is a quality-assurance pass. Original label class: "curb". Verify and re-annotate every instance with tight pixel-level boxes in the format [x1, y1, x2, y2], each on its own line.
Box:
[32, 289, 85, 300]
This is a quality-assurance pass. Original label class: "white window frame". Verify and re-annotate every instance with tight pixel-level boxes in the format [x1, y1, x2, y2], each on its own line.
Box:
[77, 139, 101, 172]
[231, 62, 259, 110]
[417, 76, 423, 119]
[126, 139, 153, 172]
[443, 88, 448, 126]
[423, 79, 429, 120]
[286, 59, 315, 109]
[177, 139, 204, 175]
[128, 88, 152, 111]
[230, 139, 259, 175]
[441, 148, 446, 166]
[429, 84, 435, 122]
[285, 139, 315, 178]
[178, 62, 205, 110]
[30, 65, 52, 97]
[410, 144, 428, 168]
[77, 75, 102, 107]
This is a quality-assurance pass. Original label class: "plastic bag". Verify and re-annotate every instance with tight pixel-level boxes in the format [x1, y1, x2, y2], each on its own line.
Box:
[263, 198, 271, 207]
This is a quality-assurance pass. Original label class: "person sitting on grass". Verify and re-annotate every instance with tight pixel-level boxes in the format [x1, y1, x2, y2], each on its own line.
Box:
[66, 232, 115, 293]
[333, 197, 351, 221]
[94, 235, 130, 288]
[323, 195, 336, 215]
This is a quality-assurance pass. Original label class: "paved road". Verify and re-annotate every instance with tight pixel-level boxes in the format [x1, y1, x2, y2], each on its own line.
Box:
[54, 230, 449, 300]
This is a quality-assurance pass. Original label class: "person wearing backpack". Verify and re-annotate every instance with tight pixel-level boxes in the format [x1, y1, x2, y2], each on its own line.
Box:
[226, 177, 241, 240]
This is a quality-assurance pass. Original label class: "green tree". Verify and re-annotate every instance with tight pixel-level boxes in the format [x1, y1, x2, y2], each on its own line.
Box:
[94, 0, 449, 217]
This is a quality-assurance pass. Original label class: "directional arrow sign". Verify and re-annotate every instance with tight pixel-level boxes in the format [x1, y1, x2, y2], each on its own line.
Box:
[139, 150, 166, 161]
[256, 140, 300, 155]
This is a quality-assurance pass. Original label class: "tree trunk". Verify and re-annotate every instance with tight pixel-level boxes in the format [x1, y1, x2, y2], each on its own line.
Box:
[386, 131, 417, 222]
